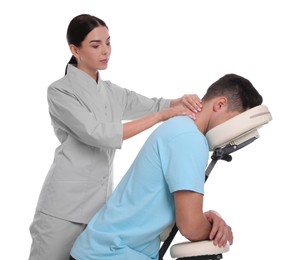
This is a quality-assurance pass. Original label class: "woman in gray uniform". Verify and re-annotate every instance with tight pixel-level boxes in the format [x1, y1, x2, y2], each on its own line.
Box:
[28, 14, 202, 260]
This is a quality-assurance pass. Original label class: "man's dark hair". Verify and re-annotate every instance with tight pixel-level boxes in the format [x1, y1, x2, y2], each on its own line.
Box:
[202, 74, 263, 112]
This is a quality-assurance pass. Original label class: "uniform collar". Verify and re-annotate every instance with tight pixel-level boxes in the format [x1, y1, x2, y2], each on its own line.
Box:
[66, 64, 102, 89]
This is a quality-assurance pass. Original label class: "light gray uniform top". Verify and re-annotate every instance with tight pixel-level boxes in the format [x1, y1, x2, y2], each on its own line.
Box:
[36, 65, 170, 224]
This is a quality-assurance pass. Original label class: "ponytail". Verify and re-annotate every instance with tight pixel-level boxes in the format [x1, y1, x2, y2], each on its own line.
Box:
[65, 55, 77, 75]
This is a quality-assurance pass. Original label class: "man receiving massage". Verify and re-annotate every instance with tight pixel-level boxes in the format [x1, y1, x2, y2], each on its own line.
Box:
[70, 73, 263, 260]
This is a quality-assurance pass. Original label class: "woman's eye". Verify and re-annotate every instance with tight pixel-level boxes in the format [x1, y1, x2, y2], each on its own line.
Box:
[92, 45, 99, 49]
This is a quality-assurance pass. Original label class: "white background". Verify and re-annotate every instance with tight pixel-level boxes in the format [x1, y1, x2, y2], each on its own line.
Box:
[1, 0, 298, 259]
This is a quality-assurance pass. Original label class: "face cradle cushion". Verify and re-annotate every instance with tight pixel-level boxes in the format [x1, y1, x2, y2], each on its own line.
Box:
[206, 105, 272, 151]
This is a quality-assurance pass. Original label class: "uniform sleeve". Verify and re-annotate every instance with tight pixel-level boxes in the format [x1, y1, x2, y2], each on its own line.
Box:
[48, 86, 123, 149]
[108, 82, 171, 120]
[162, 133, 209, 194]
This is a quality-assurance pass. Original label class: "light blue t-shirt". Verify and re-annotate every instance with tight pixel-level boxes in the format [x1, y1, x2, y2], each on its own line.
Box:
[71, 116, 209, 260]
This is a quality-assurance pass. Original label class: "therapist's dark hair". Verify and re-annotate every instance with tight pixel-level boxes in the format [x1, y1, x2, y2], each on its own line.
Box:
[202, 73, 263, 112]
[65, 14, 108, 75]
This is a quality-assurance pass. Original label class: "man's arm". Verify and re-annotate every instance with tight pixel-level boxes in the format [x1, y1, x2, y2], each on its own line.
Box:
[174, 190, 211, 242]
[174, 190, 233, 247]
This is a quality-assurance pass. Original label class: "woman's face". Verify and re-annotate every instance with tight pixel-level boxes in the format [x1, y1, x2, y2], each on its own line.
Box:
[73, 26, 111, 78]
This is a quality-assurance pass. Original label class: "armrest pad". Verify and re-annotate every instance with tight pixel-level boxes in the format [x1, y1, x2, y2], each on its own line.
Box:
[170, 240, 229, 258]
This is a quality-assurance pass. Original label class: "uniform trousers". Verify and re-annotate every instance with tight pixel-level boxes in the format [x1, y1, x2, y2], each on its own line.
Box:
[29, 211, 86, 260]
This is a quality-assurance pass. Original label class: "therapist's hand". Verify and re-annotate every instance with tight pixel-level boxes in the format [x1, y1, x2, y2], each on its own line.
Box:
[158, 105, 196, 121]
[170, 94, 202, 114]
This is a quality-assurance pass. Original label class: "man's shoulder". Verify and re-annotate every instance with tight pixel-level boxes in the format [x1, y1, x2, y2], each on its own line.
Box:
[150, 116, 203, 144]
[160, 116, 198, 133]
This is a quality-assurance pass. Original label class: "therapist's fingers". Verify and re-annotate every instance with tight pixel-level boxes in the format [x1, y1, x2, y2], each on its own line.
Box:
[180, 94, 202, 113]
[159, 106, 196, 121]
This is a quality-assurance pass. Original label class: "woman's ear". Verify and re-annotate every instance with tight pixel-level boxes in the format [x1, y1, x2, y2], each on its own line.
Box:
[69, 44, 80, 59]
[213, 97, 228, 112]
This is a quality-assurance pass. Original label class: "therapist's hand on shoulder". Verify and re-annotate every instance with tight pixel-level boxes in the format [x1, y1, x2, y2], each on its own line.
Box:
[204, 210, 234, 247]
[170, 94, 202, 114]
[159, 105, 197, 121]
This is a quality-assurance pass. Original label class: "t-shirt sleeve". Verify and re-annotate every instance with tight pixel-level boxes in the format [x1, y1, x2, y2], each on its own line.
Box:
[162, 132, 209, 195]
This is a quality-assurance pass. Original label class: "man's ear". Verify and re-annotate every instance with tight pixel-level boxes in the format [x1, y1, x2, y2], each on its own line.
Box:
[69, 44, 80, 59]
[213, 97, 228, 112]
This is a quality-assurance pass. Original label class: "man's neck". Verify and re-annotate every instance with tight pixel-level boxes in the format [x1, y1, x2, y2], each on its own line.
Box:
[194, 112, 210, 135]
